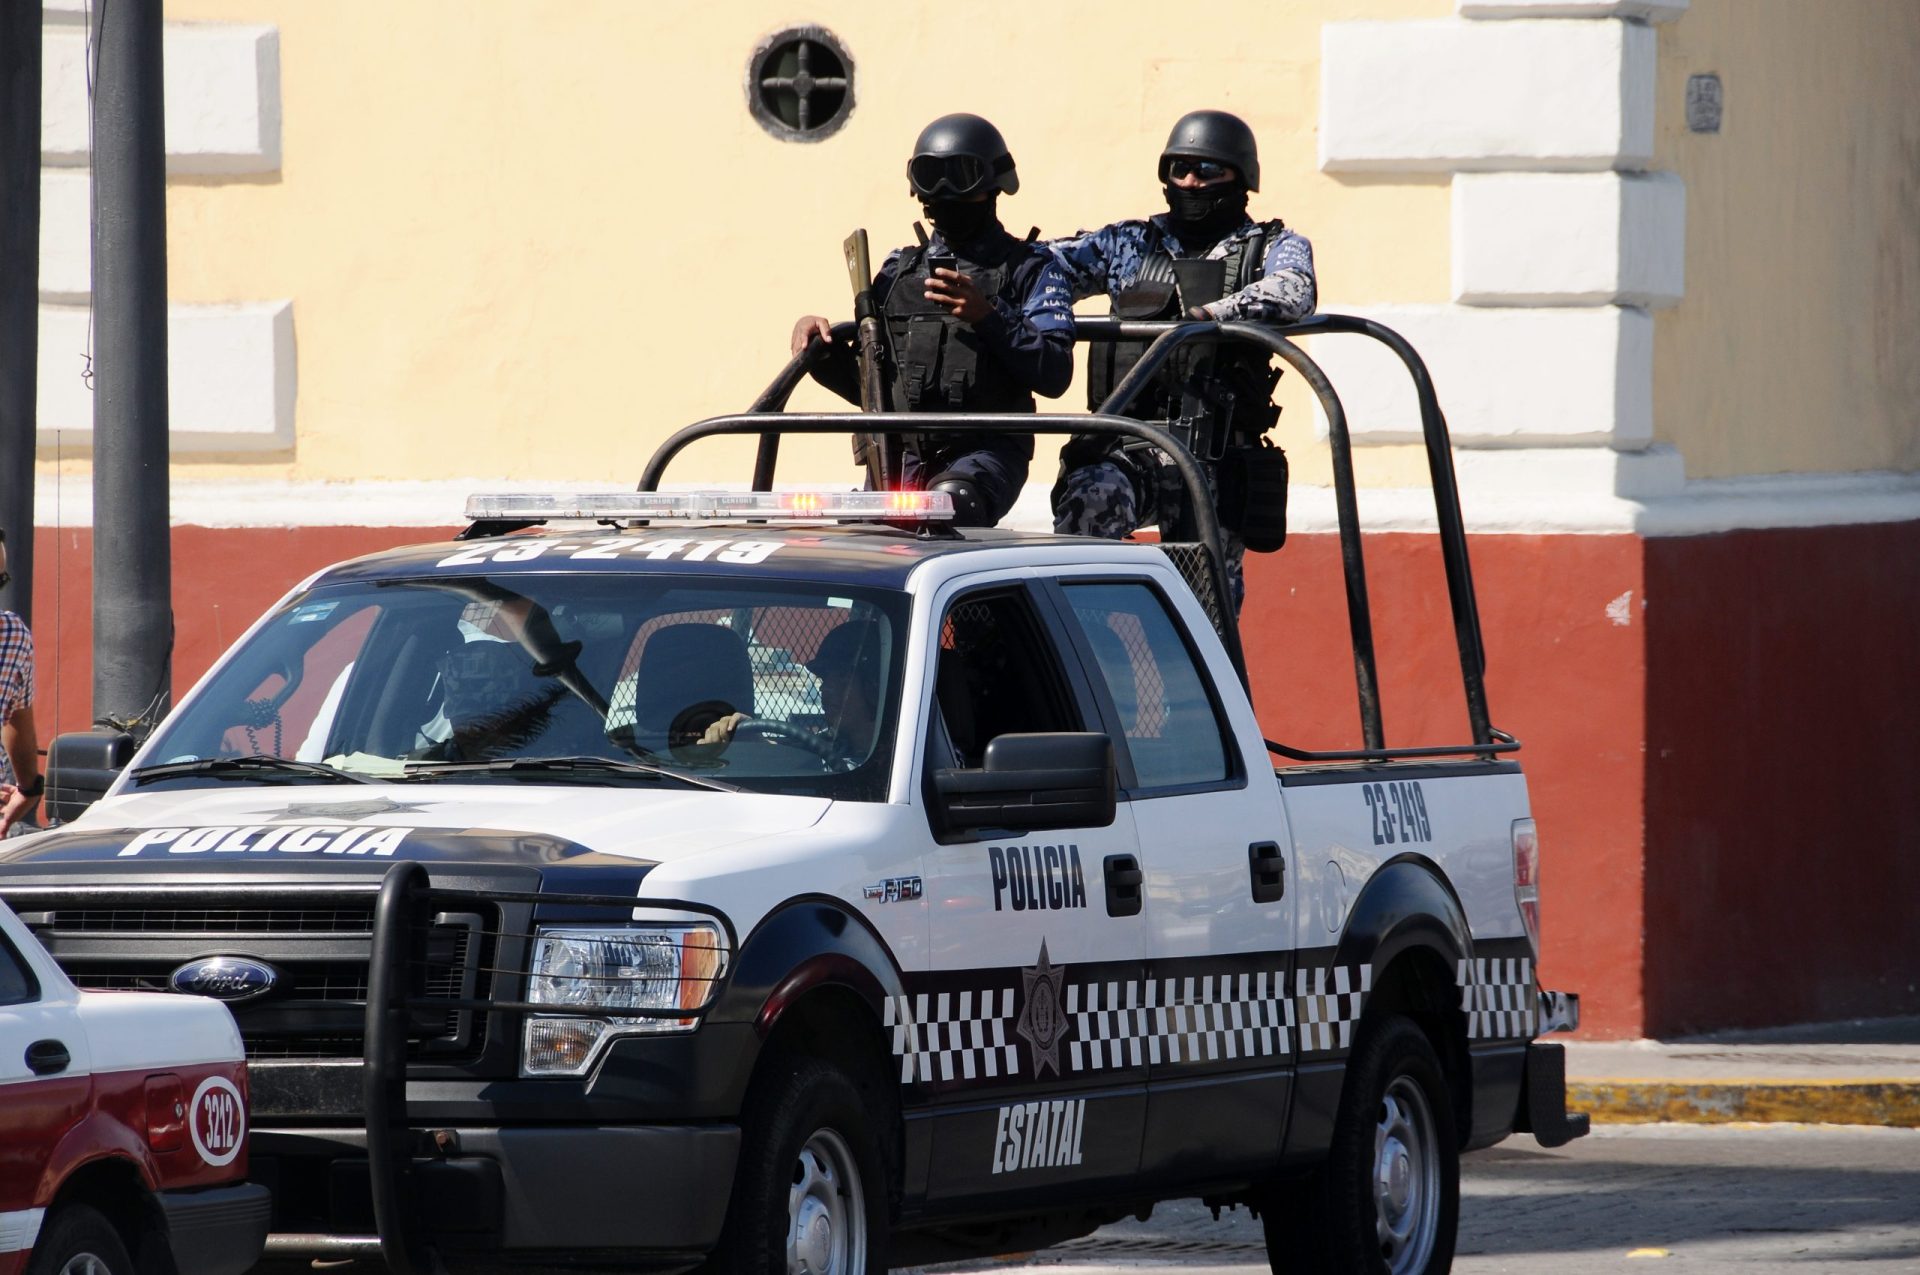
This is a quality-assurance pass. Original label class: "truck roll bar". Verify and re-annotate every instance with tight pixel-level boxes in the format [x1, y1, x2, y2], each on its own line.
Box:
[637, 313, 1514, 762]
[639, 410, 1249, 685]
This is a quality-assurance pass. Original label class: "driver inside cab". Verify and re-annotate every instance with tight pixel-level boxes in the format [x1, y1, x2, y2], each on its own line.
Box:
[699, 619, 884, 767]
[412, 635, 564, 763]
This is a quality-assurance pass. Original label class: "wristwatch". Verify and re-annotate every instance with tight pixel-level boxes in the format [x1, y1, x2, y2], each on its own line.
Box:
[18, 774, 43, 799]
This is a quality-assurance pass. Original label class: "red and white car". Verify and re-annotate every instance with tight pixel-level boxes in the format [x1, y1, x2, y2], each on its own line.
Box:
[0, 899, 268, 1275]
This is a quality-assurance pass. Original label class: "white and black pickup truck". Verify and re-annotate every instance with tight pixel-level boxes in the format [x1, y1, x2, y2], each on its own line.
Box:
[0, 318, 1586, 1275]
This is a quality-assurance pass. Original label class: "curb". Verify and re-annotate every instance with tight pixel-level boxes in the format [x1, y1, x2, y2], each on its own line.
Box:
[1569, 1079, 1920, 1128]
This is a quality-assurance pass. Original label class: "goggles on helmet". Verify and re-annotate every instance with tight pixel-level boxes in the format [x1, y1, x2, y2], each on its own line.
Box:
[1166, 158, 1235, 183]
[908, 152, 996, 198]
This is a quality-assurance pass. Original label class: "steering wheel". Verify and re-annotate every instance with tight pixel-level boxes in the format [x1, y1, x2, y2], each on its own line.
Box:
[729, 716, 838, 762]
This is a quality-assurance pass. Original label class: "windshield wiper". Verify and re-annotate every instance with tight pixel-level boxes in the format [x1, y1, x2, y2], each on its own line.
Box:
[130, 756, 379, 786]
[401, 755, 741, 793]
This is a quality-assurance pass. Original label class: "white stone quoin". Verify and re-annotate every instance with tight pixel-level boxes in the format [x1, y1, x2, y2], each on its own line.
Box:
[1457, 0, 1688, 20]
[1301, 304, 1653, 449]
[37, 169, 91, 303]
[1453, 172, 1685, 307]
[1320, 19, 1656, 173]
[36, 301, 297, 452]
[41, 24, 282, 174]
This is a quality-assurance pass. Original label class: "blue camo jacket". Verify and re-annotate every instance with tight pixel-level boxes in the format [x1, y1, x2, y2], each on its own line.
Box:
[1048, 213, 1317, 323]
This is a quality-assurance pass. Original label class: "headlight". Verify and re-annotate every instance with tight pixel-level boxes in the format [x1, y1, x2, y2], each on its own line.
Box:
[521, 923, 728, 1077]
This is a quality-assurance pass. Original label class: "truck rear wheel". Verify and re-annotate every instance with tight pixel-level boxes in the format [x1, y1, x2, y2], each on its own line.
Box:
[26, 1204, 135, 1275]
[706, 1053, 889, 1275]
[1264, 1016, 1459, 1275]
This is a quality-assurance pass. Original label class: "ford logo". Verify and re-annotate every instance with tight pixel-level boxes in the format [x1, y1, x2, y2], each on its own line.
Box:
[169, 956, 280, 1003]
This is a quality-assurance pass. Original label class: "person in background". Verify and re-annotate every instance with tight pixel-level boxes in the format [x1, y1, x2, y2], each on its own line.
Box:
[0, 528, 42, 836]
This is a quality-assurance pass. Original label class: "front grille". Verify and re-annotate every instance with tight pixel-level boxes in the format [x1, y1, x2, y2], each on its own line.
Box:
[69, 961, 372, 999]
[50, 906, 375, 934]
[32, 896, 491, 1064]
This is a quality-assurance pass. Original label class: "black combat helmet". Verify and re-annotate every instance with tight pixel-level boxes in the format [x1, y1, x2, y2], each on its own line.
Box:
[906, 113, 1019, 199]
[1158, 109, 1260, 192]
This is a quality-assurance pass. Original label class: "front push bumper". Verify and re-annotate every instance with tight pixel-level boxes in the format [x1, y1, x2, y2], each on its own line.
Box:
[157, 1182, 272, 1275]
[256, 1123, 741, 1264]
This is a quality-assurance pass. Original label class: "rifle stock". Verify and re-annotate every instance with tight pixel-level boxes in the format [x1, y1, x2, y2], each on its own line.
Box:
[843, 229, 896, 490]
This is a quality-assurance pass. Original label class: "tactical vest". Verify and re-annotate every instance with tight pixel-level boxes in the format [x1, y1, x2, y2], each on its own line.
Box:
[1085, 220, 1285, 434]
[883, 235, 1038, 416]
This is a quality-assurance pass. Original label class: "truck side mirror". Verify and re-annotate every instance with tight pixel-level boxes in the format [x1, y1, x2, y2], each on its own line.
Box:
[933, 732, 1116, 834]
[46, 729, 137, 825]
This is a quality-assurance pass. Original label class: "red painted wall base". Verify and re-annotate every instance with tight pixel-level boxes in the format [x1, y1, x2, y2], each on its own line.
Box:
[21, 518, 1919, 1039]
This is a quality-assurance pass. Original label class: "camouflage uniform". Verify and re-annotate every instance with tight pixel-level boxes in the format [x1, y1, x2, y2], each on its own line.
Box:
[1054, 457, 1251, 610]
[1047, 214, 1316, 613]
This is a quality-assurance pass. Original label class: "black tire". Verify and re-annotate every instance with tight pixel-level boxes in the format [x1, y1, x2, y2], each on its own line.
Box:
[1264, 1016, 1459, 1275]
[26, 1204, 136, 1275]
[704, 1053, 890, 1275]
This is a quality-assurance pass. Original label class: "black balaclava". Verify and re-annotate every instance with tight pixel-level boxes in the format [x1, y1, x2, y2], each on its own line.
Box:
[922, 195, 999, 247]
[1163, 181, 1248, 246]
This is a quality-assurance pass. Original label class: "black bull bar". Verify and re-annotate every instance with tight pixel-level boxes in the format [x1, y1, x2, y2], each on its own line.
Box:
[358, 862, 733, 1274]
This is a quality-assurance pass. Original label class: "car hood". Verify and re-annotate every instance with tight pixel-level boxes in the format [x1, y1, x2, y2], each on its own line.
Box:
[0, 783, 832, 869]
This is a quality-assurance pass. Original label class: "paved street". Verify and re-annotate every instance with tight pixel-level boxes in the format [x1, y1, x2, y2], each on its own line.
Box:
[908, 1124, 1920, 1273]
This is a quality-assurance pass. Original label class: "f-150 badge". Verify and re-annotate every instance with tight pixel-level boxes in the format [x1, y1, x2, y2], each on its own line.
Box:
[862, 876, 923, 904]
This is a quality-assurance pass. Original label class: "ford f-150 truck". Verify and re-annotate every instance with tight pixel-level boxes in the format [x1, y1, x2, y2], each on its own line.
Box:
[1, 317, 1585, 1275]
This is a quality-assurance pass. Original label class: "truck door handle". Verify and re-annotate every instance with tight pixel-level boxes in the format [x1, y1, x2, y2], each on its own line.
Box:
[1249, 842, 1285, 904]
[1104, 854, 1144, 918]
[26, 1039, 71, 1076]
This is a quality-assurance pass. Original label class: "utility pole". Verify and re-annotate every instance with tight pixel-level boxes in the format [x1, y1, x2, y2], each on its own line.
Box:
[0, 2, 41, 623]
[89, 0, 172, 735]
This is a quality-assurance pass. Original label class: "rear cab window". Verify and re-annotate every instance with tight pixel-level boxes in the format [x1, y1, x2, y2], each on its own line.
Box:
[1056, 580, 1241, 795]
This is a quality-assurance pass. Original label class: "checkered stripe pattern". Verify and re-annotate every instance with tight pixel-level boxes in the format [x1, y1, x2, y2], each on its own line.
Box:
[1067, 971, 1295, 1072]
[1293, 964, 1373, 1053]
[884, 988, 1018, 1084]
[1458, 957, 1536, 1039]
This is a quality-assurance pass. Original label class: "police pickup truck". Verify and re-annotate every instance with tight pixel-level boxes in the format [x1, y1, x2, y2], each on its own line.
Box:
[1, 317, 1584, 1275]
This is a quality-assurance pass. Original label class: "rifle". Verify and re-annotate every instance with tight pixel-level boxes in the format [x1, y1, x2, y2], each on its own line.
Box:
[842, 229, 896, 491]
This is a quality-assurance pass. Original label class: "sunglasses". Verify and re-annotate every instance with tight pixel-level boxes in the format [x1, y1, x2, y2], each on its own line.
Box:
[1167, 158, 1233, 183]
[908, 153, 995, 198]
[0, 572, 9, 590]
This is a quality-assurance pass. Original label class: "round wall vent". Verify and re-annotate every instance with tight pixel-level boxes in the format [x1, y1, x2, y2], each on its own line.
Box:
[748, 27, 854, 142]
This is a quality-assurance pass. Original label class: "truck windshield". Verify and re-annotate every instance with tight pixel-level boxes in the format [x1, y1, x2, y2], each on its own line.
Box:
[136, 573, 910, 801]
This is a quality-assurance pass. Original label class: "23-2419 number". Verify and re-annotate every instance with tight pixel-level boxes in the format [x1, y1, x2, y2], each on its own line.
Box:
[1364, 781, 1432, 846]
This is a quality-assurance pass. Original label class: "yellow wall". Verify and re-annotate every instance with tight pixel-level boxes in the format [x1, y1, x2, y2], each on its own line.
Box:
[1654, 0, 1920, 479]
[152, 0, 1452, 487]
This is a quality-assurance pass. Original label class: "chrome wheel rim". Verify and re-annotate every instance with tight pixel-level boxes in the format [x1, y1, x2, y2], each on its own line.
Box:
[787, 1127, 866, 1275]
[1373, 1074, 1440, 1274]
[57, 1255, 113, 1275]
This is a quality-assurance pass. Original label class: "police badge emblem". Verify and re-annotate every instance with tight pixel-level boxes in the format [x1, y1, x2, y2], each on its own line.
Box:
[1015, 938, 1068, 1078]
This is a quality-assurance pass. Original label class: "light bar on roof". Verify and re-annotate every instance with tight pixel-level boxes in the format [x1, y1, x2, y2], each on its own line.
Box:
[464, 492, 700, 521]
[463, 489, 955, 523]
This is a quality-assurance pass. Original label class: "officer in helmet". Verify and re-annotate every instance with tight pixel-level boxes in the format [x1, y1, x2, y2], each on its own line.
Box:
[792, 113, 1075, 527]
[1048, 110, 1317, 613]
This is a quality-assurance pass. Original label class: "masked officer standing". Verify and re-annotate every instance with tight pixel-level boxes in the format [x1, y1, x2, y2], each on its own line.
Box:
[1048, 110, 1317, 612]
[792, 113, 1075, 527]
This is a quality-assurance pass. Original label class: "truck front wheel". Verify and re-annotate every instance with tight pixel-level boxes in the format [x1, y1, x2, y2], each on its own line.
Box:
[1265, 1016, 1459, 1275]
[706, 1053, 889, 1275]
[26, 1204, 135, 1275]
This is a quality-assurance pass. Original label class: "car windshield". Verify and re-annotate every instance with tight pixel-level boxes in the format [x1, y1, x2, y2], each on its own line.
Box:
[136, 572, 909, 801]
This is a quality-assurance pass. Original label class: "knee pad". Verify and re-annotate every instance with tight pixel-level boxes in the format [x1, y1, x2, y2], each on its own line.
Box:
[931, 476, 992, 527]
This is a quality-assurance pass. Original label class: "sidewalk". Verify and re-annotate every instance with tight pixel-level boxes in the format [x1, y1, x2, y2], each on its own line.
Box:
[1563, 1016, 1920, 1127]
